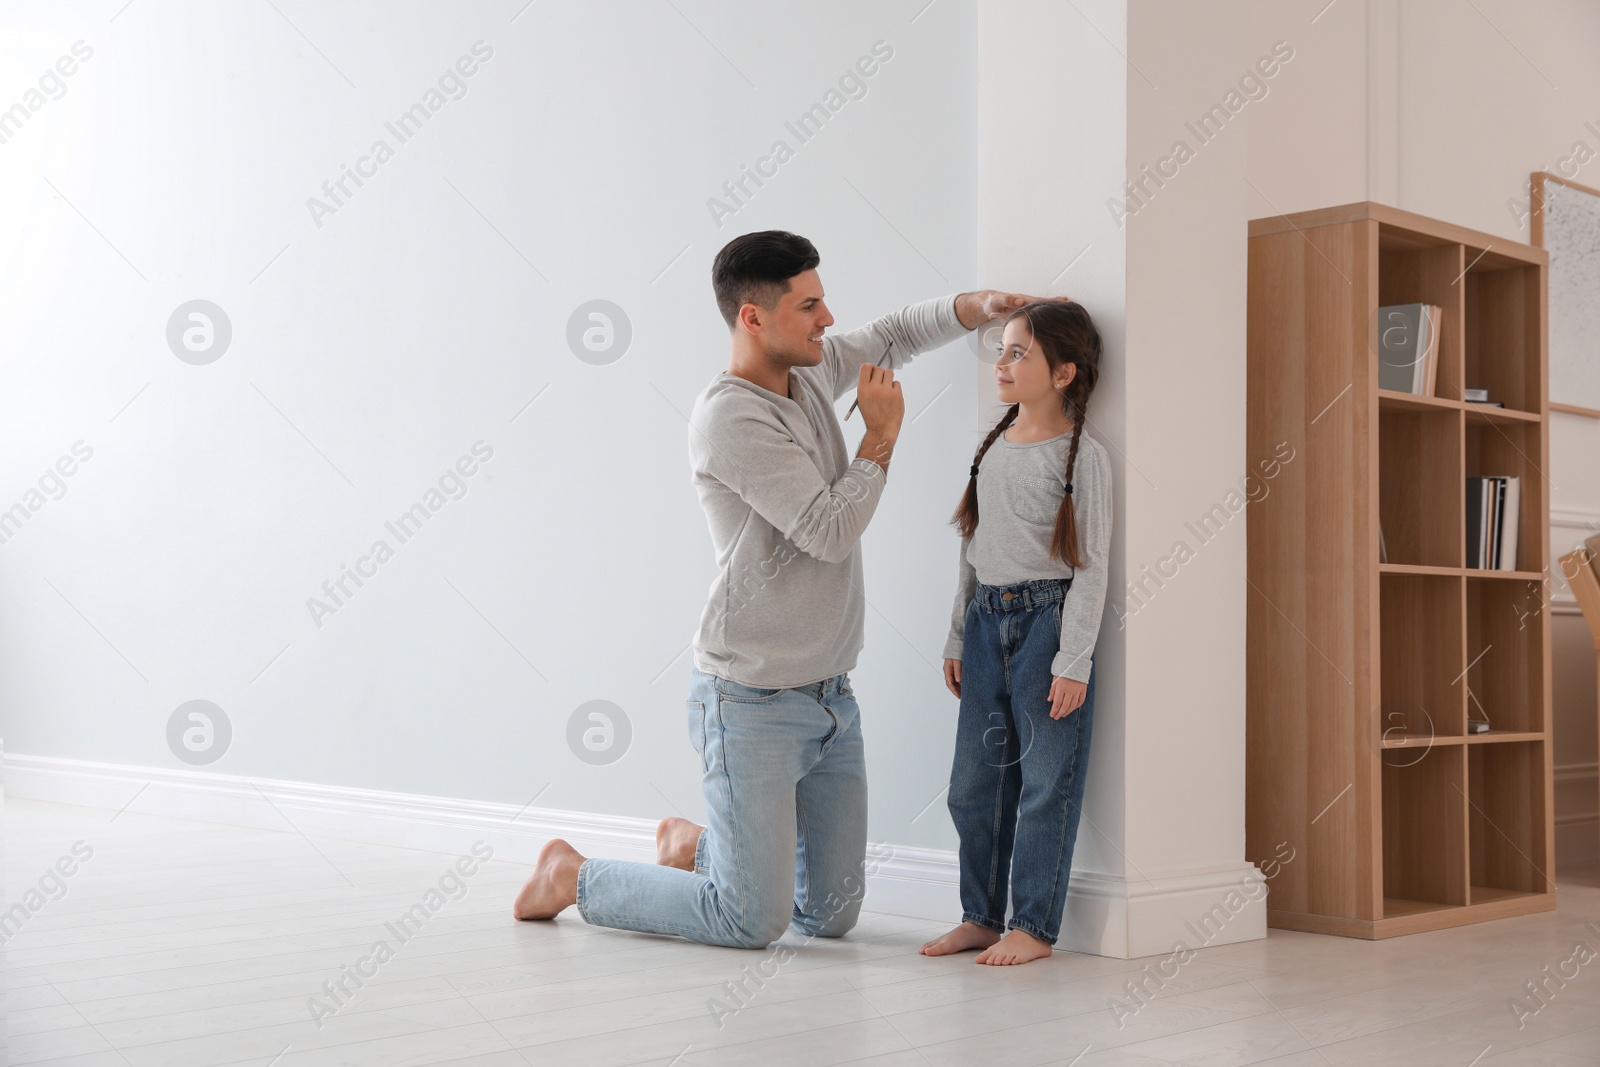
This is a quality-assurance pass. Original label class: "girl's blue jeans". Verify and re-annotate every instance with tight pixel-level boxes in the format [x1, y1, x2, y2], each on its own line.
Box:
[949, 577, 1096, 946]
[575, 667, 868, 948]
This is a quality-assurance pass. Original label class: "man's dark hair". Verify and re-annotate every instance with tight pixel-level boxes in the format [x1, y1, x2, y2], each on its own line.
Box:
[711, 230, 820, 329]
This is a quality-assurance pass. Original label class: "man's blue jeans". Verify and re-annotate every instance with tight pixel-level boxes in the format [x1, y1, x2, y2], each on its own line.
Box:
[575, 667, 869, 948]
[948, 577, 1096, 946]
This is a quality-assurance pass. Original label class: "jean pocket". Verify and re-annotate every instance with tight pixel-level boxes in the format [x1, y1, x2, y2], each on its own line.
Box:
[687, 701, 706, 763]
[716, 676, 785, 703]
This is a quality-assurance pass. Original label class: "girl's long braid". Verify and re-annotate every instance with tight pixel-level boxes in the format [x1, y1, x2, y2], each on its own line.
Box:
[951, 404, 1019, 541]
[1054, 393, 1088, 569]
[1051, 310, 1100, 569]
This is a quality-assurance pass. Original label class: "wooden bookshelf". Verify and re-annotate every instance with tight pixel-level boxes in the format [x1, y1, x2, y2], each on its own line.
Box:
[1245, 202, 1555, 938]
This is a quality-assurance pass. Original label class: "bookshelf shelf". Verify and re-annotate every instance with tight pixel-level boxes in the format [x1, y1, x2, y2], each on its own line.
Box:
[1378, 390, 1460, 415]
[1246, 202, 1554, 939]
[1377, 564, 1544, 580]
[1467, 731, 1545, 745]
[1467, 405, 1541, 426]
[1376, 390, 1543, 425]
[1378, 563, 1461, 577]
[1381, 734, 1463, 749]
[1378, 731, 1551, 747]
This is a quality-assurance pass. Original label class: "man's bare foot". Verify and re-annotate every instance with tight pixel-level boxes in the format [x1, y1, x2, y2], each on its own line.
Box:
[974, 928, 1053, 965]
[512, 839, 584, 920]
[920, 921, 1002, 956]
[656, 817, 702, 871]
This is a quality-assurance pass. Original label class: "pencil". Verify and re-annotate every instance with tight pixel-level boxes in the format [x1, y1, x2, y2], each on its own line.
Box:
[844, 339, 894, 421]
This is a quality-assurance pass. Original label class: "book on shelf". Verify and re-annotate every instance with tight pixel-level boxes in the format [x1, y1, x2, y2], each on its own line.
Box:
[1484, 483, 1497, 566]
[1467, 478, 1484, 568]
[1466, 475, 1520, 570]
[1377, 303, 1443, 396]
[1501, 477, 1520, 570]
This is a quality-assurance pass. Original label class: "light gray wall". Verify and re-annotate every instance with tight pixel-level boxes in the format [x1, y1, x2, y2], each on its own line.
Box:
[0, 1, 991, 851]
[1245, 0, 1600, 865]
[975, 0, 1127, 879]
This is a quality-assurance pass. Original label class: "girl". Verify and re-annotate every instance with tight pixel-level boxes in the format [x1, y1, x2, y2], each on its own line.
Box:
[921, 299, 1110, 966]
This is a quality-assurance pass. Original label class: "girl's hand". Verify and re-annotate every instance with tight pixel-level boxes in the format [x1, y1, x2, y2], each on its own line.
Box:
[943, 658, 962, 699]
[1049, 676, 1086, 719]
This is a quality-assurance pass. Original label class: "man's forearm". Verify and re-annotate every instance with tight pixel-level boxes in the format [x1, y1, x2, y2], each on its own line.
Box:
[954, 291, 992, 330]
[856, 429, 897, 475]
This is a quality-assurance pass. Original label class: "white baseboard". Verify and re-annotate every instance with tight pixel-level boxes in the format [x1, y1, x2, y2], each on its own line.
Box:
[2, 753, 1264, 959]
[1065, 865, 1267, 958]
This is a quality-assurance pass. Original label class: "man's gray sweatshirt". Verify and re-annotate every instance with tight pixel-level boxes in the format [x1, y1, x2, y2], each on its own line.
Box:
[688, 295, 969, 688]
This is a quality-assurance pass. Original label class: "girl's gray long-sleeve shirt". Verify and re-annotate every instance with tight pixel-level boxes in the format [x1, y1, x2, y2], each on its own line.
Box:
[941, 428, 1113, 683]
[688, 295, 969, 689]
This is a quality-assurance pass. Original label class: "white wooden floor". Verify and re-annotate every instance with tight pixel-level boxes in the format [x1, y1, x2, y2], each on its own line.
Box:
[6, 798, 1599, 1067]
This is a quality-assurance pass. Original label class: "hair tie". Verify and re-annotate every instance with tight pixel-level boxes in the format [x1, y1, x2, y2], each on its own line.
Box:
[970, 464, 979, 477]
[1065, 482, 1073, 493]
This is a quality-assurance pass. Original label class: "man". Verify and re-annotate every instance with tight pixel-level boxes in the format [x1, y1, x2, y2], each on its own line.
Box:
[514, 230, 1048, 948]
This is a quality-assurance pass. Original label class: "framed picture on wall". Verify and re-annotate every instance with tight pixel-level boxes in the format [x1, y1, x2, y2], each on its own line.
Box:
[1531, 171, 1600, 418]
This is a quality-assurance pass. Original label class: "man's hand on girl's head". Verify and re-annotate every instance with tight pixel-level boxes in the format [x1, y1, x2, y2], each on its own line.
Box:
[955, 290, 1073, 330]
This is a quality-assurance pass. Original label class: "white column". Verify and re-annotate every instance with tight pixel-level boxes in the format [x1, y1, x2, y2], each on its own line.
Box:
[977, 0, 1268, 957]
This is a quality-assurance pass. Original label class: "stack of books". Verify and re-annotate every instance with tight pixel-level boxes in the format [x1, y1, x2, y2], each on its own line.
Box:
[1377, 303, 1444, 395]
[1466, 476, 1521, 570]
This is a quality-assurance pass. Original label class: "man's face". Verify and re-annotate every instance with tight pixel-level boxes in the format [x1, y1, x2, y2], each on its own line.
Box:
[750, 268, 834, 366]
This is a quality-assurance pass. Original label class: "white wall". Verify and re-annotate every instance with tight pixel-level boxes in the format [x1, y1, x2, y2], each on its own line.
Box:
[0, 0, 986, 852]
[1124, 0, 1258, 902]
[1245, 0, 1600, 864]
[970, 0, 1275, 958]
[1097, 0, 1600, 952]
[15, 0, 1591, 963]
[975, 0, 1133, 938]
[7, 0, 1275, 960]
[1391, 0, 1600, 868]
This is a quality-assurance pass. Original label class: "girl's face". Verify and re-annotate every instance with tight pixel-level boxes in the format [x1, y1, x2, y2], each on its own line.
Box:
[995, 317, 1073, 405]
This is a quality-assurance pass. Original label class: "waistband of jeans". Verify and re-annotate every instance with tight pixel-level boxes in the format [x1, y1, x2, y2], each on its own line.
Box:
[975, 577, 1070, 611]
[695, 666, 850, 699]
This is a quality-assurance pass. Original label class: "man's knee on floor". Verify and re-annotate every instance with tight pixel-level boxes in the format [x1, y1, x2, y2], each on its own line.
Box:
[725, 903, 793, 949]
[793, 895, 863, 939]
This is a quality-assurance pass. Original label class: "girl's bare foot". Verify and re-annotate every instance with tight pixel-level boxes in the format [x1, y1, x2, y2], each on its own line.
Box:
[512, 839, 584, 920]
[920, 921, 1002, 956]
[656, 817, 702, 871]
[974, 928, 1052, 965]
